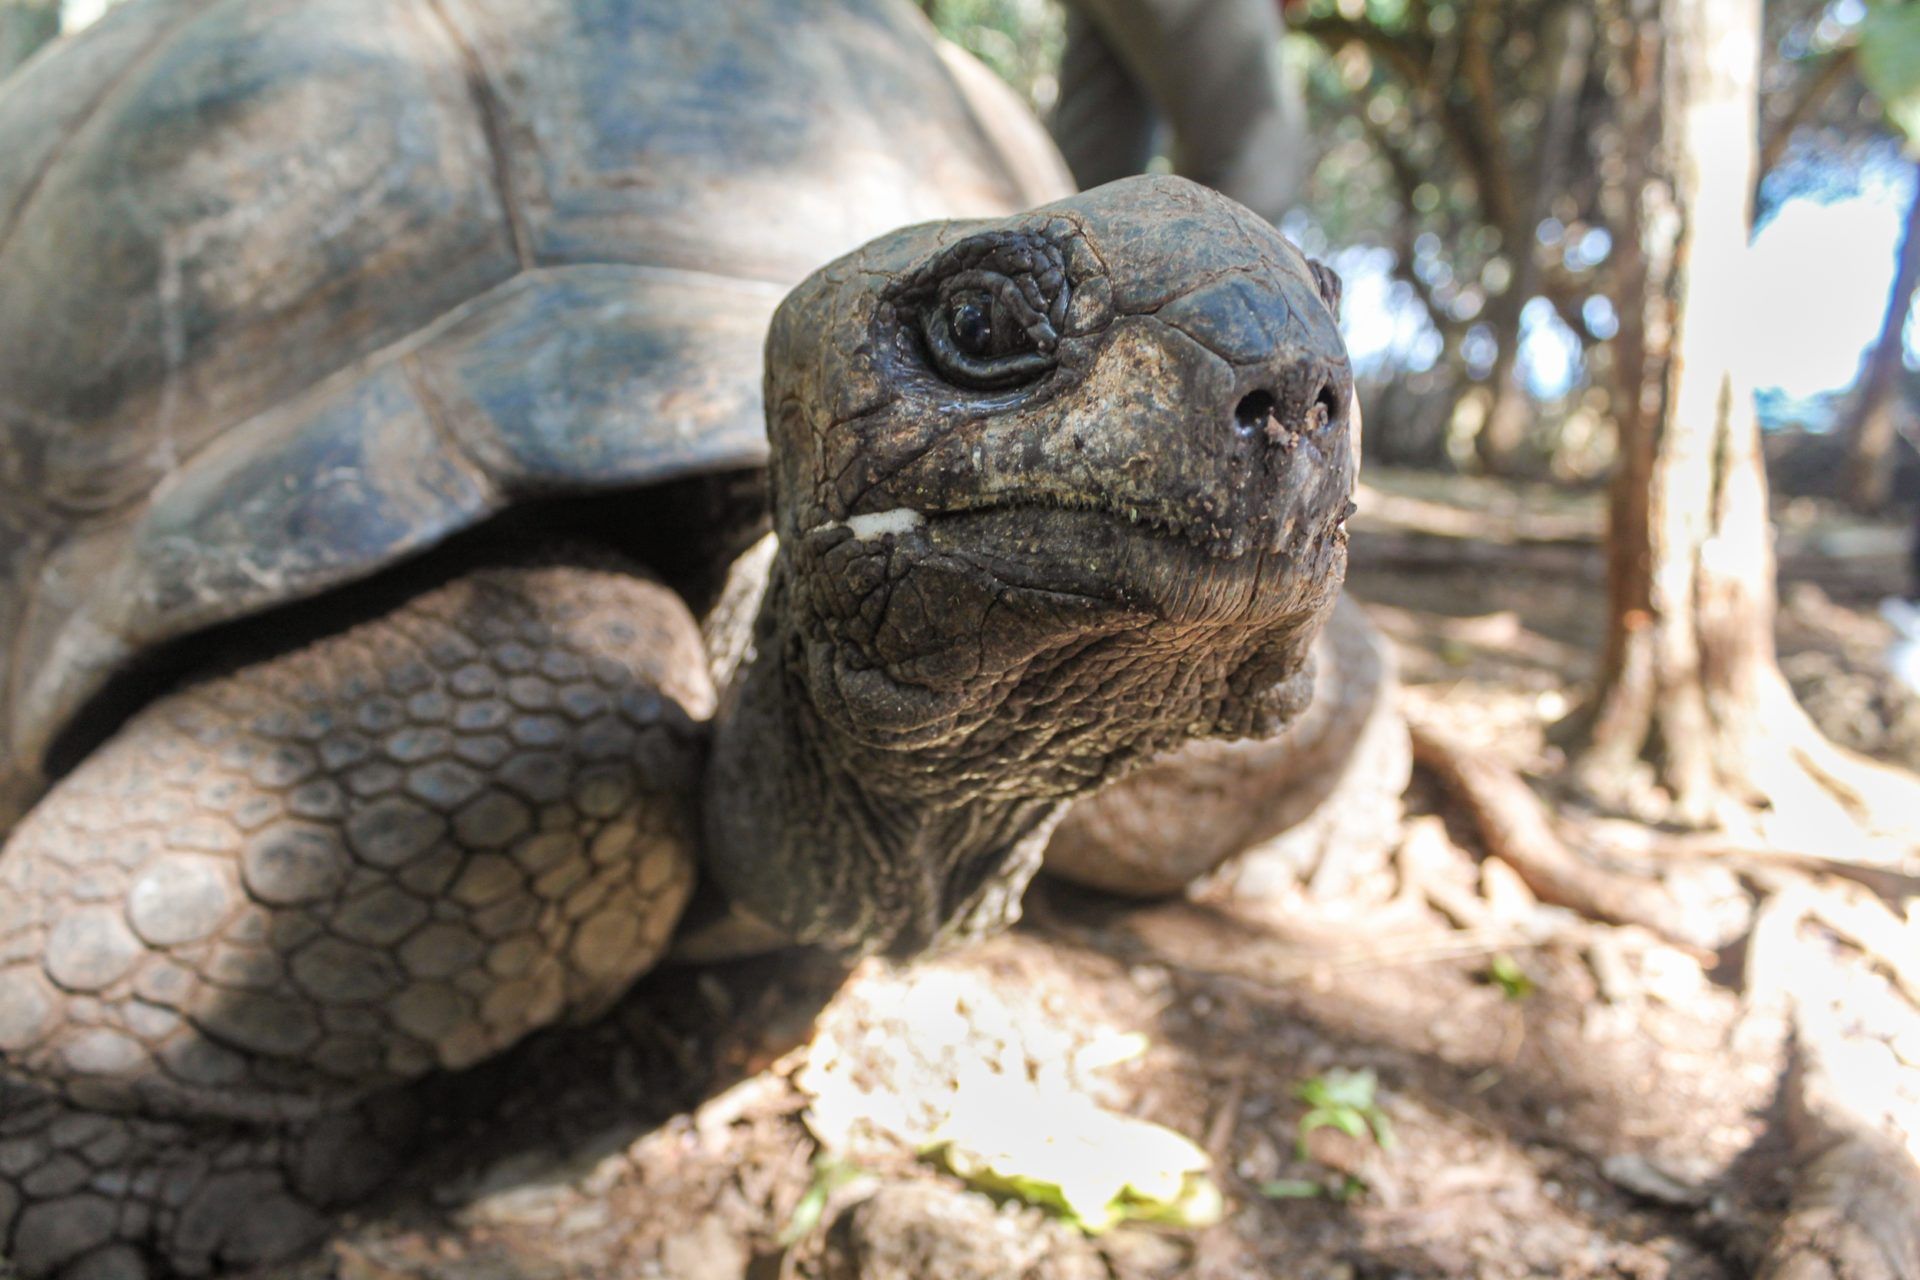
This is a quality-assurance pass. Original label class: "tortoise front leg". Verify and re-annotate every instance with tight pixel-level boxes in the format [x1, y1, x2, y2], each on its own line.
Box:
[0, 561, 709, 1278]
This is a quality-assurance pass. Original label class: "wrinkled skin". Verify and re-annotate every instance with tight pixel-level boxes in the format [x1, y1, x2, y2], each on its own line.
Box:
[705, 176, 1354, 955]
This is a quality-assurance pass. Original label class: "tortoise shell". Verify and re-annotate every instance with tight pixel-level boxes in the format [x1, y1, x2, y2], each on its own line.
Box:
[0, 0, 1070, 821]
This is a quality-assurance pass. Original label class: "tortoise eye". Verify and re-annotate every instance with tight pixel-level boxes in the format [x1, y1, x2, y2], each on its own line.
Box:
[950, 296, 994, 357]
[922, 275, 1056, 390]
[885, 230, 1072, 393]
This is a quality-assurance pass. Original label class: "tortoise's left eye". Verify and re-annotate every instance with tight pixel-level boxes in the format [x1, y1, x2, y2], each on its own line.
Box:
[922, 273, 1057, 390]
[885, 230, 1072, 393]
[950, 295, 995, 358]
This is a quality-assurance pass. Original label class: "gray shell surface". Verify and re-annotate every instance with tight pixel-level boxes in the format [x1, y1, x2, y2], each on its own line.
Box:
[0, 0, 1071, 818]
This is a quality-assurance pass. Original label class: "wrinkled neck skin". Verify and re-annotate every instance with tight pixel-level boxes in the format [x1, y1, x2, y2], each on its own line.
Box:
[702, 601, 1063, 961]
[701, 525, 1325, 958]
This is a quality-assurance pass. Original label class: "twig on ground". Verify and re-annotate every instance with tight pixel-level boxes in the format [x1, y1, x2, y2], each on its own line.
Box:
[1396, 816, 1501, 932]
[1205, 1065, 1248, 1167]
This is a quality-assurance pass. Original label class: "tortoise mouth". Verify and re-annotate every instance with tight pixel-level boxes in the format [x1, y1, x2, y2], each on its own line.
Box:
[802, 498, 1343, 632]
[810, 484, 1345, 561]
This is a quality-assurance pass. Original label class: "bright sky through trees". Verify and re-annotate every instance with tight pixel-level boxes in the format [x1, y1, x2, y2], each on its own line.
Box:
[1748, 163, 1913, 399]
[1334, 163, 1912, 407]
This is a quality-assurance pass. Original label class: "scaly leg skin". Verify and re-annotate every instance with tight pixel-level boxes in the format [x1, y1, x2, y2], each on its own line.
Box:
[0, 562, 711, 1278]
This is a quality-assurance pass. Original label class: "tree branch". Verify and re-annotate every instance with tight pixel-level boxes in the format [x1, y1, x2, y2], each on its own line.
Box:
[1361, 116, 1467, 342]
[1540, 271, 1599, 347]
[1457, 0, 1518, 236]
[1837, 160, 1920, 509]
[1297, 8, 1521, 250]
[1288, 13, 1431, 92]
[1758, 44, 1859, 183]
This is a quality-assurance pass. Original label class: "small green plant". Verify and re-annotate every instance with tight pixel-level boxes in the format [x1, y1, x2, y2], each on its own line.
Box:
[1293, 1067, 1395, 1159]
[1259, 1172, 1371, 1203]
[779, 1154, 864, 1245]
[1326, 1173, 1369, 1202]
[1486, 951, 1535, 1000]
[1258, 1177, 1325, 1200]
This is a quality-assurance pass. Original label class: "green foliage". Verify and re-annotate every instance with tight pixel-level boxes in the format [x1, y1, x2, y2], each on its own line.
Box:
[1296, 0, 1429, 35]
[1862, 1, 1920, 146]
[1293, 1067, 1395, 1159]
[918, 0, 1065, 110]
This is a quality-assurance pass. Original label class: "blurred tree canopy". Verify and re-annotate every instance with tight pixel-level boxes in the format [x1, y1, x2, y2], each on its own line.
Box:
[925, 0, 1907, 494]
[919, 0, 1067, 112]
[9, 0, 1910, 500]
[1288, 0, 1616, 475]
[1287, 0, 1901, 482]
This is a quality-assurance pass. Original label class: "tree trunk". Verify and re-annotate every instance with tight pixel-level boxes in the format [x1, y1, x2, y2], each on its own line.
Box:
[1576, 0, 1920, 845]
[1474, 1, 1593, 477]
[1475, 288, 1532, 474]
[1837, 165, 1920, 513]
[0, 0, 59, 81]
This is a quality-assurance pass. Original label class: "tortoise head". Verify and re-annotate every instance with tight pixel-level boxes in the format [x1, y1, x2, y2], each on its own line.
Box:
[761, 176, 1354, 770]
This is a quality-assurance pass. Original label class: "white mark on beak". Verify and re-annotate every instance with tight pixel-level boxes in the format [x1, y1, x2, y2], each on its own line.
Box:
[810, 508, 928, 541]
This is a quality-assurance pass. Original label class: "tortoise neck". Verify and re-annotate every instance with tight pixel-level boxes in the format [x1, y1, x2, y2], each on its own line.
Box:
[699, 558, 1065, 957]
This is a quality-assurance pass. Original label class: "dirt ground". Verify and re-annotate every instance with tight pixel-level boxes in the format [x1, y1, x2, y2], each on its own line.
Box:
[255, 470, 1920, 1280]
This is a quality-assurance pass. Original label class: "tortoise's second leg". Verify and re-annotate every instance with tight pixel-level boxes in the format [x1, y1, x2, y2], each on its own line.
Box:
[0, 561, 710, 1278]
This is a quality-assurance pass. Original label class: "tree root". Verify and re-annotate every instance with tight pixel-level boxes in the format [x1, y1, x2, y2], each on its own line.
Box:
[1747, 893, 1920, 1280]
[1407, 715, 1715, 950]
[1798, 890, 1920, 1008]
[1606, 822, 1920, 907]
[1747, 680, 1920, 867]
[1412, 707, 1920, 1279]
[1758, 1128, 1920, 1280]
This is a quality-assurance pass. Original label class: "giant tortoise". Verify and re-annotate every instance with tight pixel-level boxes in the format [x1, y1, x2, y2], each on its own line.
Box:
[0, 1, 1355, 1274]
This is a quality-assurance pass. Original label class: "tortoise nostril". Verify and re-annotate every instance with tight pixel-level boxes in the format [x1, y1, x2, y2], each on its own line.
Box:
[1312, 382, 1342, 431]
[1234, 390, 1276, 439]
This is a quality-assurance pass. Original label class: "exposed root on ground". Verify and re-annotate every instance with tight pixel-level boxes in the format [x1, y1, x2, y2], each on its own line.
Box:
[1407, 713, 1715, 950]
[1742, 681, 1920, 868]
[1570, 672, 1920, 869]
[1609, 823, 1920, 906]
